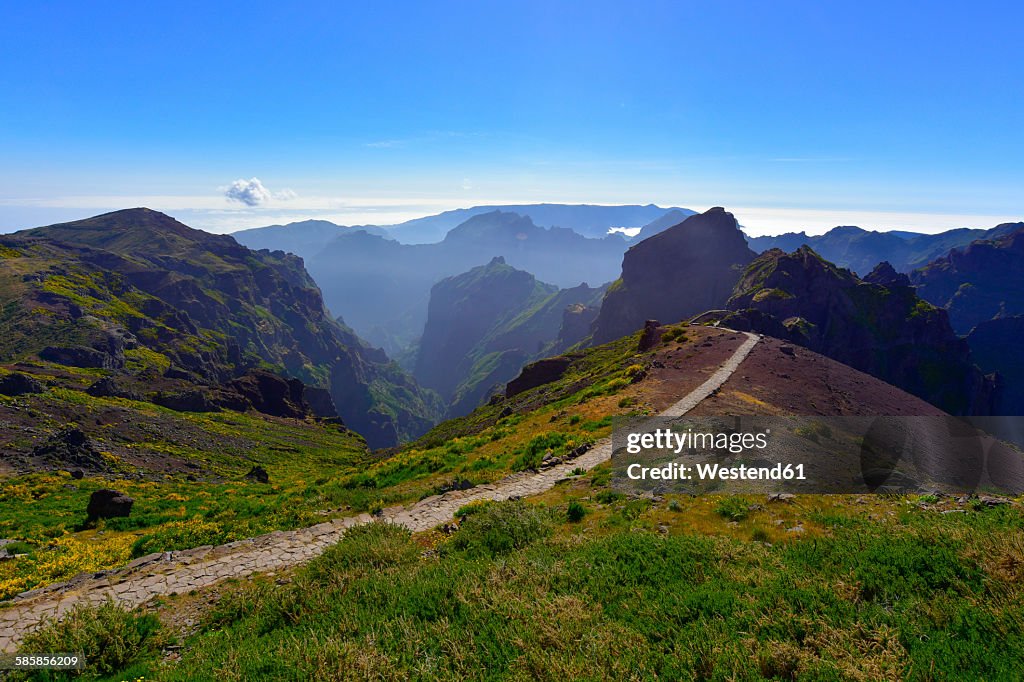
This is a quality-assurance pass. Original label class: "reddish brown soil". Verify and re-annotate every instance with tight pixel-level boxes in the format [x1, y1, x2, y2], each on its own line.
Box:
[689, 333, 947, 417]
[642, 327, 749, 411]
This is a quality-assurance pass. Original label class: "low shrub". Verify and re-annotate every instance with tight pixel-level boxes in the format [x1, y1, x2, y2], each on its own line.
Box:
[445, 500, 552, 557]
[15, 601, 162, 678]
[567, 500, 587, 522]
[714, 496, 750, 522]
[513, 432, 568, 471]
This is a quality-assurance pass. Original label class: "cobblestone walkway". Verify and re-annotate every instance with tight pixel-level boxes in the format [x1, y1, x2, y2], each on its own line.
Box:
[0, 332, 759, 652]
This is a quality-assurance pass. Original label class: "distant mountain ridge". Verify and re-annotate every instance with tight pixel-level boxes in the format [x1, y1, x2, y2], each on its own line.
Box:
[382, 203, 693, 243]
[232, 220, 390, 260]
[305, 211, 626, 355]
[748, 223, 1020, 275]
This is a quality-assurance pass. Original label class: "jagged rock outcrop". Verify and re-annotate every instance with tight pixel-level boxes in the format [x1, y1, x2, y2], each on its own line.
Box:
[303, 387, 339, 418]
[559, 303, 599, 348]
[864, 261, 911, 288]
[724, 246, 995, 415]
[86, 377, 141, 401]
[244, 465, 270, 483]
[505, 357, 572, 397]
[911, 224, 1024, 334]
[637, 320, 663, 352]
[40, 345, 122, 370]
[967, 316, 1024, 415]
[225, 370, 308, 419]
[591, 207, 756, 344]
[32, 428, 108, 473]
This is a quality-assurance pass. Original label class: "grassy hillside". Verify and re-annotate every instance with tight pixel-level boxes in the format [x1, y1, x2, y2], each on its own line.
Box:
[7, 323, 1023, 680]
[0, 326, 655, 601]
[5, 209, 444, 446]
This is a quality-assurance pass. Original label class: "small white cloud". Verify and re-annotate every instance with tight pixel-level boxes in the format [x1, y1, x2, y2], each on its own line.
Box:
[274, 188, 298, 201]
[225, 178, 272, 206]
[461, 178, 473, 190]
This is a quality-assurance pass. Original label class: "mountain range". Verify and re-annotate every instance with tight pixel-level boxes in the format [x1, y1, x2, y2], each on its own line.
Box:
[302, 211, 628, 355]
[3, 209, 442, 448]
[748, 222, 1023, 275]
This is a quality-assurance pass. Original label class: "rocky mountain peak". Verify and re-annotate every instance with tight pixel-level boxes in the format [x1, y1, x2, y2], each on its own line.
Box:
[864, 261, 911, 287]
[591, 206, 756, 343]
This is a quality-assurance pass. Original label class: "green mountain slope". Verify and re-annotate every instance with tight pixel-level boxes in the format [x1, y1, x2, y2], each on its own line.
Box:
[413, 257, 605, 417]
[5, 209, 443, 446]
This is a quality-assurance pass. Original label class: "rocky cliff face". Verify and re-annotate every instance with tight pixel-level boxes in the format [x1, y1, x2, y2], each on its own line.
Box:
[967, 316, 1024, 415]
[414, 257, 604, 417]
[5, 208, 443, 447]
[591, 207, 756, 344]
[911, 224, 1024, 334]
[723, 247, 995, 415]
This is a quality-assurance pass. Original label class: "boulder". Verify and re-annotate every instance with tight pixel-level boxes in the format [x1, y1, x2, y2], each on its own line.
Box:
[153, 390, 220, 413]
[87, 489, 134, 520]
[39, 345, 113, 369]
[0, 372, 44, 396]
[244, 465, 269, 483]
[86, 377, 141, 401]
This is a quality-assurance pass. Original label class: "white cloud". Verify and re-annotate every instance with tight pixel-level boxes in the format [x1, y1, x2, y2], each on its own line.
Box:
[225, 177, 272, 206]
[724, 206, 1021, 237]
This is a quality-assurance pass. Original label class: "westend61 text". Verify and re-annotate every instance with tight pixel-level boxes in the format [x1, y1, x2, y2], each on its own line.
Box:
[626, 461, 807, 481]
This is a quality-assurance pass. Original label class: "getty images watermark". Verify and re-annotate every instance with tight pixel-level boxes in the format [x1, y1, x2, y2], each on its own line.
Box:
[611, 415, 1024, 495]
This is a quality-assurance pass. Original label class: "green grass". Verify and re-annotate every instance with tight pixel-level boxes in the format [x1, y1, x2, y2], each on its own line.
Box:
[22, 497, 1022, 681]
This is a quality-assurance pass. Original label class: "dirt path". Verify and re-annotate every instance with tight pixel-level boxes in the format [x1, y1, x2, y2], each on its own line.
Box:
[0, 332, 759, 653]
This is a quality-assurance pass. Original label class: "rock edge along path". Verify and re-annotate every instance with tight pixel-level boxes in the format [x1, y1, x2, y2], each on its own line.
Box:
[0, 332, 759, 653]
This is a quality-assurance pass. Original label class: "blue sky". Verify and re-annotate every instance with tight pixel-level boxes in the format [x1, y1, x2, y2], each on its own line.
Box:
[0, 1, 1020, 235]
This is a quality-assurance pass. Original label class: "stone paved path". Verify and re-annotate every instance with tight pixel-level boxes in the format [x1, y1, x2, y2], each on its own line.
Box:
[0, 332, 758, 653]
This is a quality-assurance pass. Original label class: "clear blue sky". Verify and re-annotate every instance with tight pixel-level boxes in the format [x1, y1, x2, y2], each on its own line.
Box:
[0, 1, 1021, 235]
